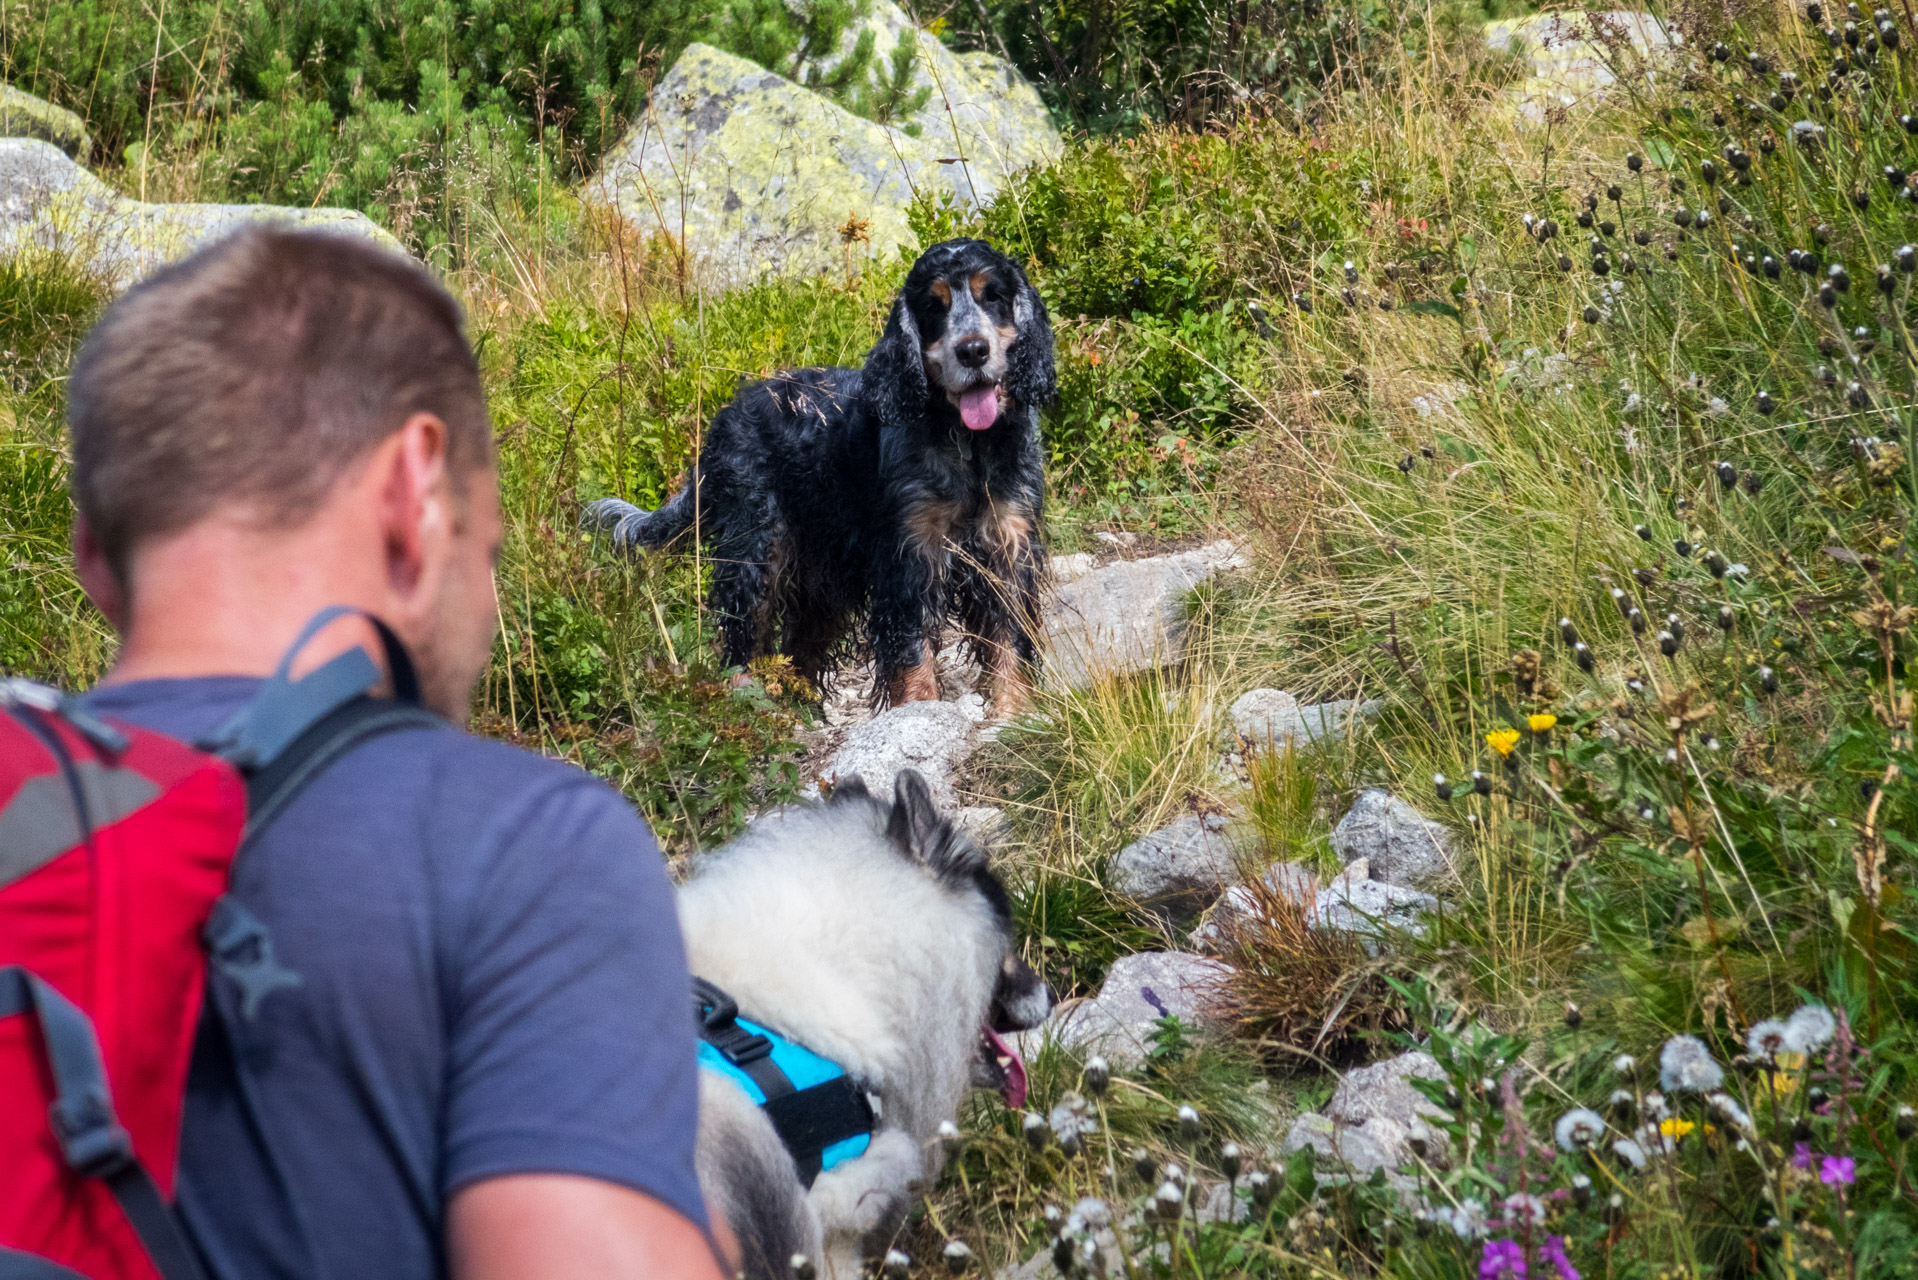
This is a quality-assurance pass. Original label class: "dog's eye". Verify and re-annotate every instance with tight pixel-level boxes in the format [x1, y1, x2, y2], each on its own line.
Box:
[928, 279, 953, 308]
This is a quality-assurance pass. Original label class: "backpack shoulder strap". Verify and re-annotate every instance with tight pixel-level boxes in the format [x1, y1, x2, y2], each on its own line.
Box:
[0, 968, 208, 1280]
[195, 608, 443, 1020]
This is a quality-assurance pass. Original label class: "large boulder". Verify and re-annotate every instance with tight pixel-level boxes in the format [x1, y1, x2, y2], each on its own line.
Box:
[821, 697, 981, 810]
[589, 36, 1059, 289]
[1482, 11, 1681, 122]
[1329, 789, 1455, 890]
[0, 86, 91, 159]
[1043, 540, 1249, 688]
[1025, 951, 1229, 1065]
[1109, 813, 1240, 924]
[802, 1, 1058, 189]
[0, 139, 400, 289]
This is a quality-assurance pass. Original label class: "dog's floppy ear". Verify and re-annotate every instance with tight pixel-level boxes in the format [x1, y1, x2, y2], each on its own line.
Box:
[886, 769, 989, 886]
[1004, 271, 1056, 411]
[860, 294, 930, 430]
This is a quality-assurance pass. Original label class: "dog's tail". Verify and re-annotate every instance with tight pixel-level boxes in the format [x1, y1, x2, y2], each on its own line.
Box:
[580, 484, 698, 552]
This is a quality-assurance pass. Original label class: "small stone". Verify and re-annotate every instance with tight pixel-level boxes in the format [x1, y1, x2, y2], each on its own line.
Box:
[1329, 790, 1455, 889]
[1110, 814, 1241, 923]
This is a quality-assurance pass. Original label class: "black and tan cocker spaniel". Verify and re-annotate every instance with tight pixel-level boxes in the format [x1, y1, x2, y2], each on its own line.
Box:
[584, 238, 1056, 712]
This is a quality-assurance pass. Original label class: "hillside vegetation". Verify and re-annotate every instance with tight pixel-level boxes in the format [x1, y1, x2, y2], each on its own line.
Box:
[7, 0, 1918, 1275]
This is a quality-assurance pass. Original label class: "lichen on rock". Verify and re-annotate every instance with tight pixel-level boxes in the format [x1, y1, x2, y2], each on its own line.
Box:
[0, 139, 403, 290]
[0, 85, 92, 160]
[589, 23, 1060, 290]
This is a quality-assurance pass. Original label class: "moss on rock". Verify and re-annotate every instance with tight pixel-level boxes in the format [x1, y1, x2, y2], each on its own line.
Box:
[0, 139, 404, 290]
[0, 85, 92, 160]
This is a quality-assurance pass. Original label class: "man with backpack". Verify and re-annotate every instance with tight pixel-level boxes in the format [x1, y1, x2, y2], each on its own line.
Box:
[0, 229, 727, 1279]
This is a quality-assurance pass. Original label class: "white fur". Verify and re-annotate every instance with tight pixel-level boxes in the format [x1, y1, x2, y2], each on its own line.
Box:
[680, 794, 1010, 1278]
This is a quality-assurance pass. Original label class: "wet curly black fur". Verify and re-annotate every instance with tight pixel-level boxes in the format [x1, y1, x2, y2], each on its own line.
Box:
[583, 239, 1056, 706]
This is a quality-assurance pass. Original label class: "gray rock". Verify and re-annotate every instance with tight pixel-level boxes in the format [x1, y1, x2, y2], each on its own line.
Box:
[799, 0, 1059, 192]
[1310, 874, 1440, 938]
[1284, 1111, 1410, 1177]
[1110, 814, 1240, 923]
[1326, 1051, 1448, 1130]
[1029, 951, 1230, 1065]
[1283, 1051, 1448, 1183]
[1190, 861, 1320, 949]
[822, 698, 978, 810]
[0, 139, 400, 289]
[0, 86, 91, 159]
[1481, 11, 1680, 122]
[1044, 540, 1249, 688]
[1049, 551, 1096, 584]
[590, 35, 1057, 289]
[1228, 688, 1382, 748]
[953, 804, 1013, 848]
[1329, 789, 1454, 889]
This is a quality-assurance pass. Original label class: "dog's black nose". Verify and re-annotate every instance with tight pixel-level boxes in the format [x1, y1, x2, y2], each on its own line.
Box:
[955, 335, 990, 368]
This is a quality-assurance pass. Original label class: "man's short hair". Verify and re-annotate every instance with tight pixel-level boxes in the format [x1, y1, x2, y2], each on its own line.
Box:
[68, 227, 493, 581]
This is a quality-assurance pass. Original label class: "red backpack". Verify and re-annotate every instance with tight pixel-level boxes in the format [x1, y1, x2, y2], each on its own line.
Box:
[0, 609, 437, 1280]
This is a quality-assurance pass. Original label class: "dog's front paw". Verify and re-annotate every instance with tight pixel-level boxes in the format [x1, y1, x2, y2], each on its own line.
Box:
[807, 1128, 921, 1237]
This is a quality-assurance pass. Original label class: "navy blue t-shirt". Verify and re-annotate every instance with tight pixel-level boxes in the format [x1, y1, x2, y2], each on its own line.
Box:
[82, 677, 704, 1280]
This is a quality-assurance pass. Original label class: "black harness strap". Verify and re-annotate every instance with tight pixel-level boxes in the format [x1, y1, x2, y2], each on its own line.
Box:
[691, 978, 876, 1187]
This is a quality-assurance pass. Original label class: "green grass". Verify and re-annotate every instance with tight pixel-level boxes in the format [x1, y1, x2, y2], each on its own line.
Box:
[14, 1, 1918, 1274]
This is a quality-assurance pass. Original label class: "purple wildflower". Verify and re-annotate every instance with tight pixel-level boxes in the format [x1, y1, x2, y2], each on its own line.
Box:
[1539, 1235, 1581, 1280]
[1792, 1143, 1814, 1170]
[1479, 1239, 1527, 1280]
[1820, 1155, 1857, 1186]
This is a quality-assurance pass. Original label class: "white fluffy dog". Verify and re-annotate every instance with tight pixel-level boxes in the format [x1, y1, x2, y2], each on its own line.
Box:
[680, 770, 1050, 1280]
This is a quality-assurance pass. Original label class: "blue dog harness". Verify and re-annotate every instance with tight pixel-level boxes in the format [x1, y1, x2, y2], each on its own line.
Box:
[693, 979, 874, 1185]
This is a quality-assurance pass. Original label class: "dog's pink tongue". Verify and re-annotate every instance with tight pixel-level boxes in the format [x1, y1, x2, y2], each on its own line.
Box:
[984, 1028, 1028, 1108]
[958, 386, 1000, 431]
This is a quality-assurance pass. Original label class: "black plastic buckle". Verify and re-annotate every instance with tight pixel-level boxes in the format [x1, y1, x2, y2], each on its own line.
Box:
[694, 980, 775, 1066]
[50, 1092, 134, 1179]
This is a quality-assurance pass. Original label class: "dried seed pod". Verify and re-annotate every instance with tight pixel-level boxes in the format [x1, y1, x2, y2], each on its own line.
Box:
[1434, 773, 1453, 801]
[1084, 1056, 1110, 1097]
[1628, 607, 1647, 635]
[1575, 642, 1595, 672]
[1627, 152, 1644, 171]
[1473, 769, 1493, 795]
[792, 1255, 818, 1280]
[1763, 255, 1780, 278]
[1707, 551, 1730, 577]
[1561, 615, 1582, 643]
[1830, 263, 1852, 292]
[944, 1240, 975, 1274]
[1634, 524, 1653, 541]
[1220, 1142, 1243, 1180]
[1565, 1001, 1583, 1029]
[1584, 305, 1601, 324]
[1674, 540, 1693, 557]
[1717, 606, 1734, 630]
[1849, 380, 1869, 407]
[1667, 613, 1685, 644]
[1716, 460, 1738, 487]
[1761, 665, 1779, 694]
[1660, 630, 1680, 657]
[1896, 1105, 1917, 1141]
[1756, 389, 1775, 414]
[1131, 1147, 1157, 1183]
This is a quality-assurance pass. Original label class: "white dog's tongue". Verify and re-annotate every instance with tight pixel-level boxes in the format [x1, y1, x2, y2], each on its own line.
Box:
[958, 386, 1000, 431]
[983, 1027, 1028, 1108]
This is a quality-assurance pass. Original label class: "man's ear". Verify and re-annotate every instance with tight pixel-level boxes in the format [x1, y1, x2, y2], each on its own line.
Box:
[72, 512, 126, 631]
[377, 412, 452, 598]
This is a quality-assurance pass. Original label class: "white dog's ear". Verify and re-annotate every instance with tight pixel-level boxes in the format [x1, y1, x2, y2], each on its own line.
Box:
[886, 770, 945, 857]
[887, 769, 990, 886]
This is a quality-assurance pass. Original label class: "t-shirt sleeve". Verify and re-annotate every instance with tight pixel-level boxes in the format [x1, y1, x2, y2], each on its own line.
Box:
[439, 775, 706, 1228]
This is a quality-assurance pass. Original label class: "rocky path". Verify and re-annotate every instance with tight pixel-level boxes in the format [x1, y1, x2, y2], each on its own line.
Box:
[778, 533, 1466, 1211]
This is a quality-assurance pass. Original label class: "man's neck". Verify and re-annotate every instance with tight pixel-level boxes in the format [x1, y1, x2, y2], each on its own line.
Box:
[104, 516, 389, 686]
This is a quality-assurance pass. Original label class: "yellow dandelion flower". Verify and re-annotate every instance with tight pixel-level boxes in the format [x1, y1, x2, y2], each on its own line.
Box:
[1528, 713, 1558, 733]
[1660, 1118, 1697, 1140]
[1486, 729, 1521, 758]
